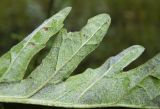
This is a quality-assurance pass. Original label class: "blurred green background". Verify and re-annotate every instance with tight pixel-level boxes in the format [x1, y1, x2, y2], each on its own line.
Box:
[0, 0, 160, 109]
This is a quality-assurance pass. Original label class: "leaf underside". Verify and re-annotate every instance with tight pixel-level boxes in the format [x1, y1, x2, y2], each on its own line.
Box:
[0, 7, 71, 82]
[0, 7, 159, 109]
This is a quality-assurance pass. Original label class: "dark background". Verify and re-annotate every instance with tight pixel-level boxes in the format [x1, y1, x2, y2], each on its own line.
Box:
[0, 0, 160, 109]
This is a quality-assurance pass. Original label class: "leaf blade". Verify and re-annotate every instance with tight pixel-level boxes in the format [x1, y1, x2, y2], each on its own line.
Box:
[0, 13, 111, 98]
[0, 7, 71, 82]
[0, 8, 159, 108]
[0, 48, 159, 109]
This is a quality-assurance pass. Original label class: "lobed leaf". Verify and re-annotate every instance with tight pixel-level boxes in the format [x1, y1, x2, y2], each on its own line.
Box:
[0, 12, 111, 98]
[0, 46, 159, 109]
[0, 7, 159, 109]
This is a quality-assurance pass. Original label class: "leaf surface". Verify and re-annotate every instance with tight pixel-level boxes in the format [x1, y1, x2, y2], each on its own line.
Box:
[0, 7, 159, 109]
[0, 46, 159, 109]
[0, 7, 71, 82]
[0, 13, 111, 98]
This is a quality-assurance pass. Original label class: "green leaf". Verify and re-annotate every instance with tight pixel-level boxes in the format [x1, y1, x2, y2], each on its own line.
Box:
[0, 7, 160, 109]
[0, 7, 71, 82]
[0, 45, 160, 109]
[0, 13, 111, 98]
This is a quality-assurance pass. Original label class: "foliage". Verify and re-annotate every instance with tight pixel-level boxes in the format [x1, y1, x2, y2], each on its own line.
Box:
[0, 0, 160, 71]
[0, 7, 160, 109]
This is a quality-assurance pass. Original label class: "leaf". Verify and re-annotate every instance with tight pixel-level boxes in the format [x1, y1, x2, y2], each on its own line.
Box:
[0, 13, 111, 98]
[0, 7, 71, 82]
[0, 45, 160, 109]
[0, 7, 160, 109]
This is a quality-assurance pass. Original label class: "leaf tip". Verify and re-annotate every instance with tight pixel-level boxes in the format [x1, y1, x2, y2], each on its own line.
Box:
[100, 13, 111, 24]
[89, 13, 111, 25]
[60, 7, 72, 16]
[132, 45, 145, 54]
